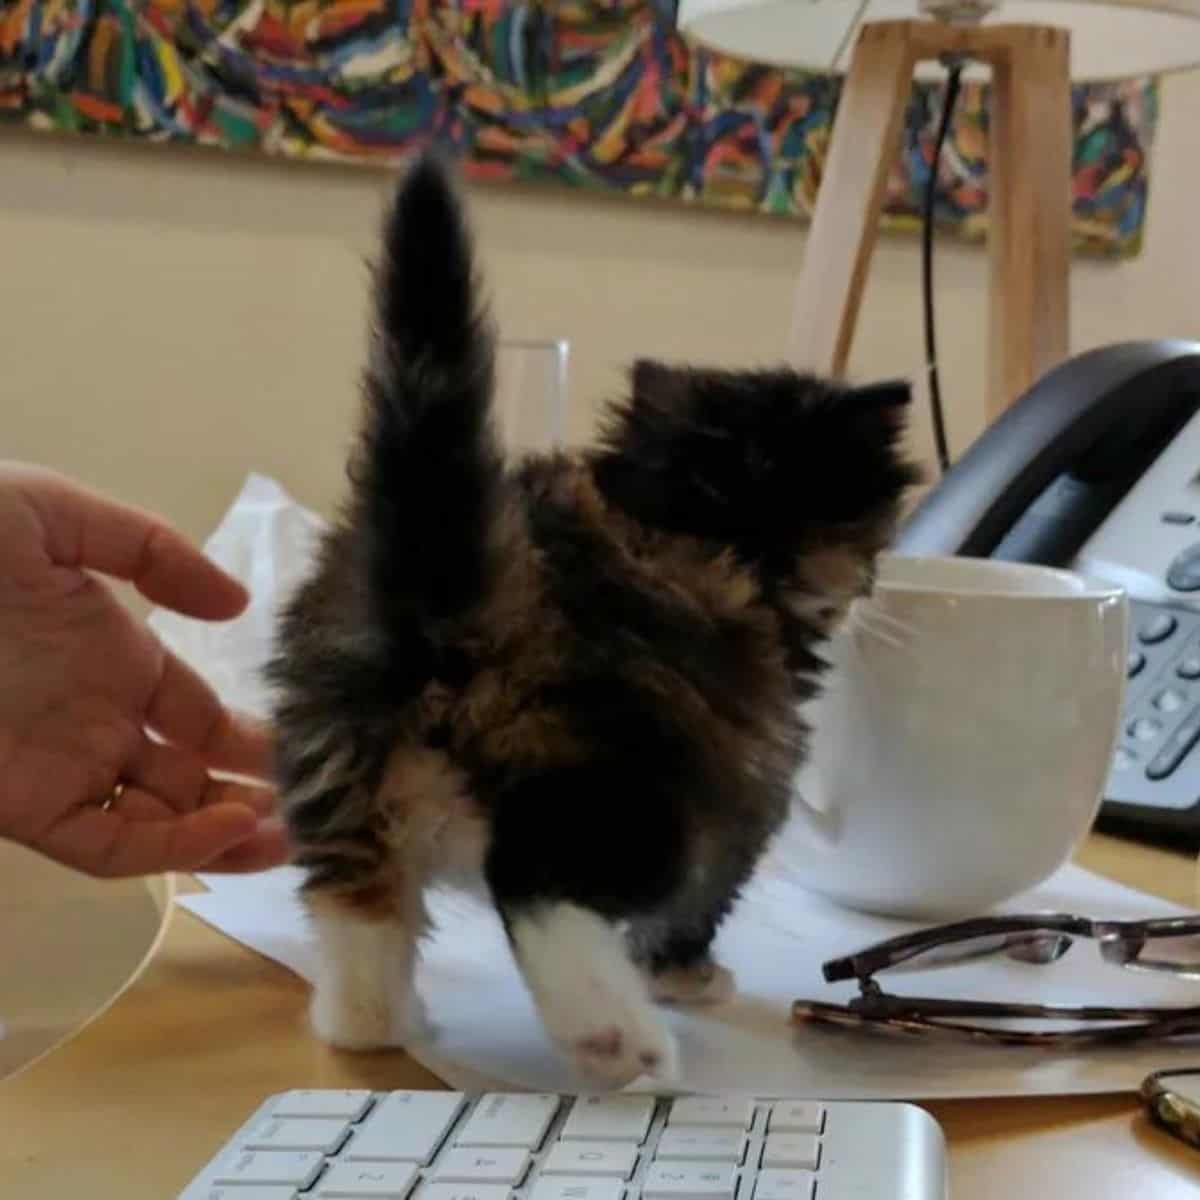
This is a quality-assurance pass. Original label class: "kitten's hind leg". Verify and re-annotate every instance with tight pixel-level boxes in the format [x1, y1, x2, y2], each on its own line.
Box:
[485, 761, 690, 1087]
[504, 901, 678, 1088]
[635, 914, 736, 1007]
[305, 885, 429, 1051]
[649, 957, 735, 1007]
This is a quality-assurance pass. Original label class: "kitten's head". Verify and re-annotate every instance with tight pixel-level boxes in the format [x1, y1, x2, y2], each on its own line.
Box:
[592, 361, 922, 597]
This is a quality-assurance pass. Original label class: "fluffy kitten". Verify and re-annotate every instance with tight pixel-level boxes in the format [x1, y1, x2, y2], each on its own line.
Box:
[267, 153, 919, 1086]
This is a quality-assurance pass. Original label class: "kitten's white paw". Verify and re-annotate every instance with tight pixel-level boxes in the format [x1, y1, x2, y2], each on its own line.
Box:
[510, 902, 679, 1089]
[309, 981, 426, 1051]
[556, 1002, 678, 1088]
[650, 961, 736, 1007]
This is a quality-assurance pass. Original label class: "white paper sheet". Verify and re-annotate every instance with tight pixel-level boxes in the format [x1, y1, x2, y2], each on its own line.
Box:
[163, 475, 1200, 1100]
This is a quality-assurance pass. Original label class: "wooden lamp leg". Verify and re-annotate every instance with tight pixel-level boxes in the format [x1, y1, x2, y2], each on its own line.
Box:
[788, 23, 916, 375]
[789, 21, 1073, 424]
[986, 28, 1072, 420]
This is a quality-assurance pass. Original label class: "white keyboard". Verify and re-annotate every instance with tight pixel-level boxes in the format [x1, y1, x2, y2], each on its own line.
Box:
[177, 1090, 947, 1200]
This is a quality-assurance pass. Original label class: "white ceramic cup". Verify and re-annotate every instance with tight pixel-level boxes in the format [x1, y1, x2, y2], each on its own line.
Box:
[780, 553, 1129, 919]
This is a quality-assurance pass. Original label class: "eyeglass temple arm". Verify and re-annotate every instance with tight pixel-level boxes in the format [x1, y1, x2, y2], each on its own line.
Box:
[821, 913, 1093, 982]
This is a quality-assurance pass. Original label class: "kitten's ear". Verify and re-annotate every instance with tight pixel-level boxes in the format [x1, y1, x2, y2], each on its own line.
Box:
[631, 359, 685, 410]
[844, 378, 912, 440]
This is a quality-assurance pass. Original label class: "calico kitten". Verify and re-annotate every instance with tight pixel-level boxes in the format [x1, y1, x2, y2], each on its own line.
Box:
[267, 152, 920, 1086]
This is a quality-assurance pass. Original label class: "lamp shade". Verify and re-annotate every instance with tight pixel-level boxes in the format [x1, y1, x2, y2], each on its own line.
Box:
[677, 0, 1200, 79]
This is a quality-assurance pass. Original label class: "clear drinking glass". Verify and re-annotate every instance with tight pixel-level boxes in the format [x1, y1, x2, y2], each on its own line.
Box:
[494, 339, 570, 454]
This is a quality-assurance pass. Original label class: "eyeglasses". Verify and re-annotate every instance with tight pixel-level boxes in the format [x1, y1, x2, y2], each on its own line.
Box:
[791, 912, 1200, 1045]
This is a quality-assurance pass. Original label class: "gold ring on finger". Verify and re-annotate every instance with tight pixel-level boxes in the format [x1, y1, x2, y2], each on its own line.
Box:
[100, 781, 126, 813]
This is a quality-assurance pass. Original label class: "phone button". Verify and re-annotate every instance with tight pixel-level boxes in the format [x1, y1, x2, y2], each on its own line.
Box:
[1155, 688, 1188, 713]
[1113, 747, 1139, 772]
[1179, 657, 1200, 680]
[1138, 613, 1178, 643]
[1163, 512, 1196, 525]
[1129, 717, 1164, 742]
[1128, 651, 1147, 678]
[1146, 709, 1200, 780]
[1167, 545, 1200, 591]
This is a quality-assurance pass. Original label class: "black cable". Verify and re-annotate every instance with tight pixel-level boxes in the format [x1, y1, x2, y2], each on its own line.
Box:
[922, 58, 965, 476]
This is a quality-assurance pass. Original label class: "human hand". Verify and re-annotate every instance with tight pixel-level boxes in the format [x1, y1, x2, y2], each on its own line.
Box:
[0, 463, 289, 877]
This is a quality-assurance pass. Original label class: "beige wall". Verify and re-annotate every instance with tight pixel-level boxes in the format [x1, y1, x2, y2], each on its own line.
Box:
[2, 68, 1199, 546]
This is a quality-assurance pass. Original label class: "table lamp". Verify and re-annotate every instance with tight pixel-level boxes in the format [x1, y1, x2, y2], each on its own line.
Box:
[678, 1, 1200, 426]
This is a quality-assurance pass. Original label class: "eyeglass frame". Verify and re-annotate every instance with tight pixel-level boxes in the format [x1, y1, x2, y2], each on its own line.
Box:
[791, 912, 1200, 1046]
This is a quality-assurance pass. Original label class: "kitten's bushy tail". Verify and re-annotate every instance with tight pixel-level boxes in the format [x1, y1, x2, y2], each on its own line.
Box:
[356, 151, 502, 638]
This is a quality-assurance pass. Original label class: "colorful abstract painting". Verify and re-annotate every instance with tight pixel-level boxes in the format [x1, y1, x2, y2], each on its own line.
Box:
[0, 0, 1158, 257]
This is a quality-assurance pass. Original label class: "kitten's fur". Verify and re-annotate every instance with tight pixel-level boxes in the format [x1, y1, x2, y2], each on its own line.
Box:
[267, 153, 919, 1086]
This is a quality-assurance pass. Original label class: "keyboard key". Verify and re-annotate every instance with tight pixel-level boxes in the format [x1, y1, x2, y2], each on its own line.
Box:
[752, 1171, 815, 1200]
[642, 1163, 736, 1200]
[667, 1099, 754, 1129]
[417, 1185, 511, 1200]
[530, 1177, 626, 1200]
[542, 1142, 639, 1178]
[1180, 656, 1200, 680]
[432, 1149, 530, 1184]
[1139, 613, 1178, 644]
[1128, 651, 1146, 678]
[1156, 687, 1188, 713]
[419, 1187, 513, 1200]
[457, 1094, 560, 1149]
[345, 1093, 467, 1164]
[205, 1190, 298, 1200]
[760, 1135, 820, 1170]
[654, 1131, 745, 1162]
[316, 1162, 418, 1197]
[560, 1096, 655, 1143]
[271, 1089, 374, 1121]
[242, 1117, 351, 1154]
[212, 1149, 324, 1188]
[1163, 512, 1196, 525]
[766, 1104, 824, 1134]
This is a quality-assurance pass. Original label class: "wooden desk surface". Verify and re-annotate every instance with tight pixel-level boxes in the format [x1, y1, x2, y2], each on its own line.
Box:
[1, 834, 1199, 1197]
